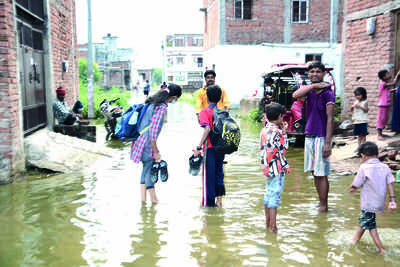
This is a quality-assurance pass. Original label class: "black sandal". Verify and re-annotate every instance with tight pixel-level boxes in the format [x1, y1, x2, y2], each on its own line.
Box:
[150, 162, 160, 184]
[159, 160, 168, 182]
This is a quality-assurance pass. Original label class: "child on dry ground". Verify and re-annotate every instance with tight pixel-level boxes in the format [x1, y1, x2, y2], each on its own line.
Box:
[349, 141, 397, 254]
[260, 103, 290, 233]
[351, 87, 368, 150]
[376, 69, 400, 140]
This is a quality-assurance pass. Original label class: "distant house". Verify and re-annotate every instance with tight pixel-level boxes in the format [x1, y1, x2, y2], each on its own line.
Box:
[78, 34, 134, 89]
[163, 34, 204, 92]
[0, 0, 79, 184]
[201, 0, 343, 104]
[342, 1, 400, 126]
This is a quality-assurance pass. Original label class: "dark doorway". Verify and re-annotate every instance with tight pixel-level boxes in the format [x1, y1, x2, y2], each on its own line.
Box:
[16, 1, 47, 134]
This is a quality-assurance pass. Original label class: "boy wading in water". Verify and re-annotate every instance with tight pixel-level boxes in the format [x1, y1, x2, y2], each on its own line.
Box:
[349, 142, 396, 254]
[293, 62, 335, 212]
[194, 85, 226, 207]
[260, 103, 290, 232]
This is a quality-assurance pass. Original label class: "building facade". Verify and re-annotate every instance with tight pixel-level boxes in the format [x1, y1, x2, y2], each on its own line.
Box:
[342, 1, 400, 127]
[163, 34, 204, 92]
[201, 0, 343, 105]
[0, 0, 79, 184]
[78, 34, 134, 89]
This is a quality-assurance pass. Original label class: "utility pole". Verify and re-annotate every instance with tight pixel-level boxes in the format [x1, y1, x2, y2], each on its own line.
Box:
[87, 0, 95, 118]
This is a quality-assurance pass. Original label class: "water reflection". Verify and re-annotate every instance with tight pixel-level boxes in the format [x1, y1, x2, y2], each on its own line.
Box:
[0, 103, 399, 266]
[125, 204, 163, 266]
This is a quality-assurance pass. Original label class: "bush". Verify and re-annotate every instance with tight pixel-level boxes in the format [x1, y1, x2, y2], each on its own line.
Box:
[248, 108, 263, 123]
[79, 82, 131, 119]
[79, 58, 102, 84]
[334, 96, 341, 121]
[178, 90, 200, 107]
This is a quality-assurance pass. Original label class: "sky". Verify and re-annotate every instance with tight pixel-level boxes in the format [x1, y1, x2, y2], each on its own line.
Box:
[76, 0, 204, 68]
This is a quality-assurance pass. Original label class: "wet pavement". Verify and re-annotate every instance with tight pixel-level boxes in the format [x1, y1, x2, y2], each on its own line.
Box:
[0, 102, 399, 266]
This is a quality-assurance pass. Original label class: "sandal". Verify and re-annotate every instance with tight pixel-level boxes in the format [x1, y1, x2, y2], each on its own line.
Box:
[159, 160, 168, 182]
[150, 162, 160, 184]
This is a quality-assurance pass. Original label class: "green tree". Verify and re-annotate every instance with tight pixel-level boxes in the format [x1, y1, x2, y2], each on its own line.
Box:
[152, 68, 163, 86]
[78, 58, 102, 84]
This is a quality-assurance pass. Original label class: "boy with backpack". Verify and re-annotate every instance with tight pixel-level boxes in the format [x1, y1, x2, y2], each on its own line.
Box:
[194, 85, 226, 207]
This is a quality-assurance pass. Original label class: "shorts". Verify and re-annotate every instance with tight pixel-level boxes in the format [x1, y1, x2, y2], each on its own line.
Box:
[264, 174, 285, 209]
[304, 136, 331, 177]
[358, 210, 376, 230]
[353, 123, 368, 136]
[376, 106, 390, 129]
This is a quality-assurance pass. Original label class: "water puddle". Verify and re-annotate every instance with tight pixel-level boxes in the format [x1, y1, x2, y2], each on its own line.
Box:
[0, 102, 399, 266]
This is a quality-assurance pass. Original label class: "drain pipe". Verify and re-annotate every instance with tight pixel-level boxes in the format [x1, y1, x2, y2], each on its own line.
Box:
[330, 0, 335, 47]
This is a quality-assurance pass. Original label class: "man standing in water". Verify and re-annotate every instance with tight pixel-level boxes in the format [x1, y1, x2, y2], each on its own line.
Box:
[195, 70, 230, 120]
[293, 62, 335, 212]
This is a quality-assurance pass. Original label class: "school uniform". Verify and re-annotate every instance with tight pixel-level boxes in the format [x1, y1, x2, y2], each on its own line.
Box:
[199, 104, 225, 207]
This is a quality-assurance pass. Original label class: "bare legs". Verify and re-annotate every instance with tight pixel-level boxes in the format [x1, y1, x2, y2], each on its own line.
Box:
[352, 226, 385, 254]
[140, 184, 159, 204]
[357, 135, 366, 148]
[377, 129, 385, 140]
[314, 175, 329, 212]
[264, 205, 278, 233]
[216, 196, 223, 208]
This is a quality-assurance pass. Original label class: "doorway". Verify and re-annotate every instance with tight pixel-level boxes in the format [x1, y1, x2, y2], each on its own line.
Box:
[16, 1, 47, 134]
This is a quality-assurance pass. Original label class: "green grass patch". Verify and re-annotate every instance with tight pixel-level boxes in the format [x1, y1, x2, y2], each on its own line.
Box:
[79, 82, 132, 119]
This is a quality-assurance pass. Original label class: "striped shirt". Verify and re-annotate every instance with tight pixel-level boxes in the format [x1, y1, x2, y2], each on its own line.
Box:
[260, 123, 290, 178]
[130, 103, 167, 163]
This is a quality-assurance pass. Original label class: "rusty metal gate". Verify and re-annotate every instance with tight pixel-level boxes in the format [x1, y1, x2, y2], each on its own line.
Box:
[16, 0, 47, 134]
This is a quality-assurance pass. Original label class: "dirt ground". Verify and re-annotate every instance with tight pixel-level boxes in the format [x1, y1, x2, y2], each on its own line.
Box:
[331, 131, 400, 175]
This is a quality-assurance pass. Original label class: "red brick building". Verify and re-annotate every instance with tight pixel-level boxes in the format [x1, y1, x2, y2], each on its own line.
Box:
[203, 0, 343, 50]
[201, 0, 344, 104]
[343, 1, 400, 127]
[0, 0, 79, 184]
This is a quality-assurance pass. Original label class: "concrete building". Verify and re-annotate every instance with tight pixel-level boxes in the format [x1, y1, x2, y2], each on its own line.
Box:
[0, 0, 79, 184]
[163, 34, 204, 92]
[201, 0, 343, 105]
[78, 34, 134, 89]
[342, 1, 400, 127]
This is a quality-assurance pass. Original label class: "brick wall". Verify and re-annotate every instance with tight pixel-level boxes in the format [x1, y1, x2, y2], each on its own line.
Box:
[49, 0, 79, 106]
[0, 0, 23, 184]
[203, 0, 219, 50]
[347, 0, 388, 14]
[204, 0, 343, 49]
[343, 12, 395, 126]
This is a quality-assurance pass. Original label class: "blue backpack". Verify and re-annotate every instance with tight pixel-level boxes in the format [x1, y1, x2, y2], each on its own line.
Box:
[116, 103, 150, 142]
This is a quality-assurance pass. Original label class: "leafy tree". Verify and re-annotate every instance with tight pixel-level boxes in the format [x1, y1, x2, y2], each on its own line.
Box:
[152, 68, 163, 86]
[78, 58, 102, 84]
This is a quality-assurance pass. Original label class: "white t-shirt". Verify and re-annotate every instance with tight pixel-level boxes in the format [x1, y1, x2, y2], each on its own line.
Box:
[352, 100, 368, 124]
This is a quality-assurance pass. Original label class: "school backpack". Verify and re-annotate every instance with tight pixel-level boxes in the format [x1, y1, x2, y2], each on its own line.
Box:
[210, 108, 241, 155]
[116, 103, 150, 142]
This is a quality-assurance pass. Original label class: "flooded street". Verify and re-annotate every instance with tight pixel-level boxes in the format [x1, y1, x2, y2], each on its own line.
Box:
[0, 103, 399, 267]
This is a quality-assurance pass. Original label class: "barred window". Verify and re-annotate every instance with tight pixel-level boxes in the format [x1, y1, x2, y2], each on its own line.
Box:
[234, 0, 252, 20]
[292, 0, 308, 23]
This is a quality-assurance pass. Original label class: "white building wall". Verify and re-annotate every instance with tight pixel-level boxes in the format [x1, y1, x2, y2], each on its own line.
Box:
[203, 43, 342, 107]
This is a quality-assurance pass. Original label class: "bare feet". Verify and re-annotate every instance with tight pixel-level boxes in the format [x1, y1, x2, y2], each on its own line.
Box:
[269, 227, 278, 233]
[378, 135, 385, 141]
[216, 197, 222, 208]
[379, 248, 385, 255]
[318, 206, 328, 212]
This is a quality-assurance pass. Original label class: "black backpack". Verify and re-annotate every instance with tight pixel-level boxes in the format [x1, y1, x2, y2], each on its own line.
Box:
[210, 108, 241, 155]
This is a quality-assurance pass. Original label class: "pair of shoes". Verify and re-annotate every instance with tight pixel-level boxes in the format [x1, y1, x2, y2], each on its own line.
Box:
[189, 154, 203, 176]
[150, 160, 168, 184]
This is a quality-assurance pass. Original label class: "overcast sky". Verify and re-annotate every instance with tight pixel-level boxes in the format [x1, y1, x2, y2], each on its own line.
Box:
[76, 0, 204, 68]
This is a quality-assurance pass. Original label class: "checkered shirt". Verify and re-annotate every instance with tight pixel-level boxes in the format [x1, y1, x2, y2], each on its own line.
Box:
[130, 103, 167, 163]
[53, 99, 70, 123]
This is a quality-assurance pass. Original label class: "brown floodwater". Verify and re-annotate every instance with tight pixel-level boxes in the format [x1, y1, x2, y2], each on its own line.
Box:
[0, 103, 399, 266]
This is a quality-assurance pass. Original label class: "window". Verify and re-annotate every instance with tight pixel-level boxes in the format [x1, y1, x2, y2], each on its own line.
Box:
[192, 38, 203, 47]
[168, 76, 173, 82]
[234, 0, 252, 20]
[176, 57, 185, 65]
[174, 38, 185, 47]
[197, 57, 203, 68]
[292, 0, 308, 23]
[305, 54, 322, 63]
